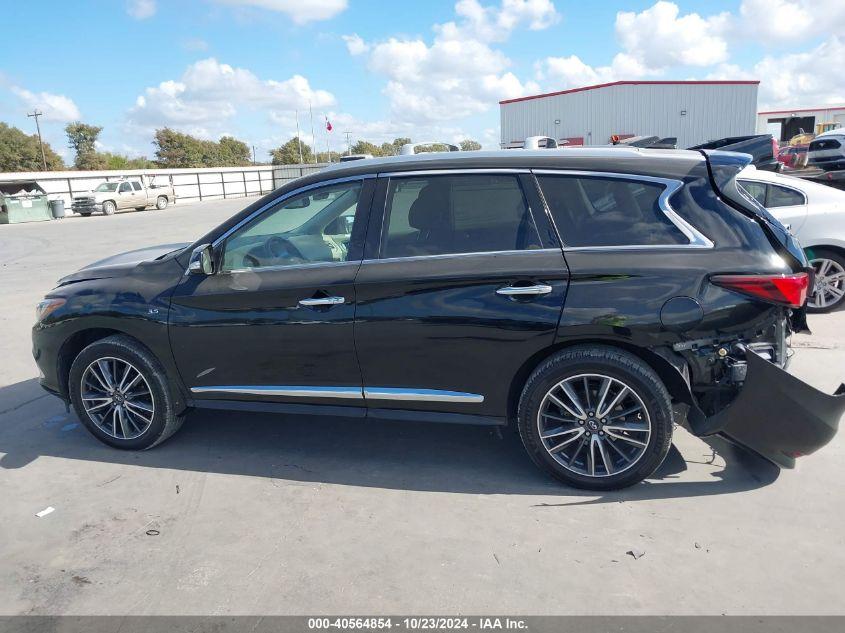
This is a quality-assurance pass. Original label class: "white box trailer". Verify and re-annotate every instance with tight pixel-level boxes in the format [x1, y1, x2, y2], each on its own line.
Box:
[499, 80, 759, 149]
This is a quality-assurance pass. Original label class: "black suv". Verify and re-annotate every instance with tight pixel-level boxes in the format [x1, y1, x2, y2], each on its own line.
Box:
[32, 148, 845, 489]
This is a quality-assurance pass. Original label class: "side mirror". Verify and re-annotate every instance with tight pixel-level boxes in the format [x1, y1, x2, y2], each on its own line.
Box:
[188, 244, 214, 275]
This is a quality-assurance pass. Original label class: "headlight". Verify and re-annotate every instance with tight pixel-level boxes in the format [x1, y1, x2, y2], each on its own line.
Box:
[35, 298, 66, 322]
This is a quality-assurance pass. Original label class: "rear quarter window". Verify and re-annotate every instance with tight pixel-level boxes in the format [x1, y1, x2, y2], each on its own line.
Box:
[537, 174, 688, 247]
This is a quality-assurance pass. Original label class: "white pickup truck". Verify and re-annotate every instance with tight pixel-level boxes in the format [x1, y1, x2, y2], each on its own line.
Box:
[71, 177, 175, 216]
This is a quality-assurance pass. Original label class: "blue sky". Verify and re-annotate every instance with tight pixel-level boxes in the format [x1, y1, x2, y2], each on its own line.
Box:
[0, 0, 842, 161]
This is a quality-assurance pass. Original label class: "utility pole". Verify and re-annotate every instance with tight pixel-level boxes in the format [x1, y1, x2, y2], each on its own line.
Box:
[343, 132, 352, 156]
[27, 110, 47, 170]
[252, 145, 256, 165]
[308, 102, 317, 165]
[295, 110, 304, 164]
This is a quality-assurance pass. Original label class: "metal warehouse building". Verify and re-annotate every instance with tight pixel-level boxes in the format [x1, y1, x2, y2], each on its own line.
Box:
[756, 106, 845, 142]
[500, 80, 759, 149]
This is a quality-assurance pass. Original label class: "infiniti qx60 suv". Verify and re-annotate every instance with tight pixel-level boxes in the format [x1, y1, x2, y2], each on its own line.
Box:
[32, 148, 845, 489]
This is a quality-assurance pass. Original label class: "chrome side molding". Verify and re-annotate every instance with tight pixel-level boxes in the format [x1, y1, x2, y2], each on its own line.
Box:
[190, 385, 485, 403]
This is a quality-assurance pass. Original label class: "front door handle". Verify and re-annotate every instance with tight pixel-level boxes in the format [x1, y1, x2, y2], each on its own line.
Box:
[496, 284, 553, 297]
[298, 296, 346, 307]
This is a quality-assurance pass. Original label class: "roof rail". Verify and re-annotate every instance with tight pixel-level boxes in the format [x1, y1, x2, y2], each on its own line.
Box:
[399, 142, 460, 156]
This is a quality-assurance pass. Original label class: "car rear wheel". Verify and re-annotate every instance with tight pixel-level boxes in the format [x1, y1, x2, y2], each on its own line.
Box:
[807, 249, 845, 313]
[102, 200, 116, 215]
[156, 196, 168, 210]
[68, 335, 184, 450]
[517, 345, 673, 490]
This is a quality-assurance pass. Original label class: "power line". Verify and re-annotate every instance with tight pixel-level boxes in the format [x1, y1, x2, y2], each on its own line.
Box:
[27, 110, 47, 170]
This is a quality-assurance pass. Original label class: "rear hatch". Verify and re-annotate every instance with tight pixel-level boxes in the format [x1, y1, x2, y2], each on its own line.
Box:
[699, 149, 807, 271]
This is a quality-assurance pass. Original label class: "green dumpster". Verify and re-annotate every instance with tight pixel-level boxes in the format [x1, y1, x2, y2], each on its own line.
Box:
[0, 180, 52, 224]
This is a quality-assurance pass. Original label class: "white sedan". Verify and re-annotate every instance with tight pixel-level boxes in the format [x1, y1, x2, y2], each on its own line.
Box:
[739, 166, 845, 312]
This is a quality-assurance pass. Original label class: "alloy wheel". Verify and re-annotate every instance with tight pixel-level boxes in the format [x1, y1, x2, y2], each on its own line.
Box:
[809, 257, 845, 310]
[80, 357, 155, 440]
[536, 373, 652, 478]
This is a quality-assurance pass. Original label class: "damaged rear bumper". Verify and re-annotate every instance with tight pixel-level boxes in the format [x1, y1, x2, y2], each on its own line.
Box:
[687, 350, 845, 468]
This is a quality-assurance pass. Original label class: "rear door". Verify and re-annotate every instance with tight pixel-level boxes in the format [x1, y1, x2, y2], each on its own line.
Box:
[353, 170, 569, 422]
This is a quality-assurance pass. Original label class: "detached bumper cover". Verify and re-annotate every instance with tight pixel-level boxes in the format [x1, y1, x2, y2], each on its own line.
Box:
[689, 350, 845, 468]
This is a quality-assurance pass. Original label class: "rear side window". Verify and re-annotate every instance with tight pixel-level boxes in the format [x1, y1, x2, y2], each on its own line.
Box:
[132, 182, 142, 191]
[766, 184, 805, 207]
[381, 174, 541, 258]
[537, 174, 687, 247]
[810, 139, 841, 151]
[738, 180, 767, 206]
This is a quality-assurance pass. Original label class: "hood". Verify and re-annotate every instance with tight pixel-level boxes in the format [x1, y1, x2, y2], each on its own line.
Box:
[58, 243, 189, 285]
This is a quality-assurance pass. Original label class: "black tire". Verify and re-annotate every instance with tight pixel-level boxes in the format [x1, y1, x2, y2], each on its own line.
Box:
[807, 248, 845, 313]
[77, 212, 92, 217]
[156, 196, 168, 210]
[135, 206, 147, 211]
[68, 334, 184, 450]
[517, 345, 673, 490]
[102, 200, 116, 215]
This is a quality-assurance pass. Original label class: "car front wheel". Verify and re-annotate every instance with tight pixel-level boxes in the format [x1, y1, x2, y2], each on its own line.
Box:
[68, 334, 184, 450]
[517, 345, 673, 490]
[102, 200, 116, 215]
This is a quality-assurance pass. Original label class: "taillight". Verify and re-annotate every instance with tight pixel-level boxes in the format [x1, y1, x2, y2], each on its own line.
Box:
[711, 272, 809, 308]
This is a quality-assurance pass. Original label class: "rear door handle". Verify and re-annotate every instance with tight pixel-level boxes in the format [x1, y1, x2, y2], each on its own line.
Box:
[298, 296, 346, 307]
[496, 284, 553, 297]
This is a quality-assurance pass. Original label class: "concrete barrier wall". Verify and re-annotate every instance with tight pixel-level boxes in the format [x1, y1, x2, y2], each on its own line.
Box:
[0, 164, 327, 212]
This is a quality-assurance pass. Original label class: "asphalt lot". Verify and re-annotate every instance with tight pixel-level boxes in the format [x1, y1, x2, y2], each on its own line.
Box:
[1, 197, 844, 615]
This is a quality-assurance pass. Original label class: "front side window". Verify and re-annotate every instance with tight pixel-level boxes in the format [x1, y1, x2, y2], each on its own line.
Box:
[118, 182, 132, 193]
[767, 184, 805, 208]
[537, 174, 687, 247]
[220, 180, 362, 272]
[381, 174, 540, 258]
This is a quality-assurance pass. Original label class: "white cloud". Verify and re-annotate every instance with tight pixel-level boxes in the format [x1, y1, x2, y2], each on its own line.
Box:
[214, 0, 347, 24]
[752, 36, 845, 109]
[10, 87, 81, 122]
[342, 33, 369, 56]
[738, 0, 845, 43]
[127, 58, 335, 138]
[347, 1, 553, 125]
[539, 52, 657, 89]
[126, 0, 157, 20]
[615, 2, 730, 68]
[436, 0, 559, 43]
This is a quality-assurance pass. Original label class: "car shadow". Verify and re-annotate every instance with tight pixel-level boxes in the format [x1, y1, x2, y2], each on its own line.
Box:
[0, 378, 779, 500]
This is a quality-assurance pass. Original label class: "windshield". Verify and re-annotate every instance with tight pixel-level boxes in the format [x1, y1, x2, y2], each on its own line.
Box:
[94, 183, 119, 192]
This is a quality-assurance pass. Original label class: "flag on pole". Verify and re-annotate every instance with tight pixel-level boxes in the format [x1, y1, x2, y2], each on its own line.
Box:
[325, 117, 333, 132]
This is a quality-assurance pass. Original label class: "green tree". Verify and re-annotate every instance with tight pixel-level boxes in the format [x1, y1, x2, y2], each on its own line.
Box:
[100, 152, 156, 170]
[0, 122, 64, 171]
[459, 139, 482, 151]
[218, 136, 252, 166]
[414, 142, 451, 153]
[314, 150, 342, 163]
[270, 137, 313, 165]
[379, 137, 412, 156]
[349, 140, 381, 157]
[66, 122, 106, 170]
[153, 128, 205, 167]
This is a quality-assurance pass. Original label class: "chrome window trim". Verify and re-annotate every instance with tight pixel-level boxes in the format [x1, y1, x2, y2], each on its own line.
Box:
[364, 388, 484, 403]
[211, 174, 375, 249]
[191, 385, 484, 403]
[361, 247, 562, 266]
[532, 169, 714, 250]
[377, 168, 530, 178]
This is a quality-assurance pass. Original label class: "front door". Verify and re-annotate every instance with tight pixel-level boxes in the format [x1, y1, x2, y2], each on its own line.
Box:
[169, 177, 374, 409]
[353, 171, 569, 422]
